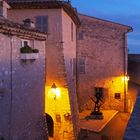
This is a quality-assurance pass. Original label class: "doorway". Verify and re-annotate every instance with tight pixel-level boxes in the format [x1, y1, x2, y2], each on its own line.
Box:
[46, 113, 54, 138]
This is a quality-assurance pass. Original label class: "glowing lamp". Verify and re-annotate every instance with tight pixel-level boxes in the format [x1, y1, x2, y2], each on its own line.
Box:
[51, 83, 61, 99]
[122, 75, 130, 82]
[126, 76, 130, 81]
[51, 83, 57, 93]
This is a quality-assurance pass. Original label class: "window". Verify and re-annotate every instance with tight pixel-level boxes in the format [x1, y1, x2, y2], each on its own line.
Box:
[0, 8, 2, 16]
[115, 93, 121, 99]
[78, 58, 85, 74]
[35, 16, 48, 32]
[21, 39, 30, 47]
[79, 31, 84, 40]
[70, 58, 76, 76]
[71, 22, 73, 41]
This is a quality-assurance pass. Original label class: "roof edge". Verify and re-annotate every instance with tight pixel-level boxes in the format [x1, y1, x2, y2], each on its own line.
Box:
[8, 1, 81, 27]
[0, 18, 48, 40]
[78, 13, 133, 33]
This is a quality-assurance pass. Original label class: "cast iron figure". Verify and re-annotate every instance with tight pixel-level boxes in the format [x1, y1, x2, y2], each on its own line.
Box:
[90, 88, 104, 115]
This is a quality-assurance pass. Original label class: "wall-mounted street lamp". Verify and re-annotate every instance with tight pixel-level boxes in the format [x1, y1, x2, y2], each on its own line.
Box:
[51, 83, 61, 100]
[51, 83, 57, 100]
[51, 83, 57, 93]
[122, 75, 130, 82]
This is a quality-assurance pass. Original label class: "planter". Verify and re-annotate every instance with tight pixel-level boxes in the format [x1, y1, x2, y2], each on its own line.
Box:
[20, 53, 39, 60]
[32, 53, 39, 59]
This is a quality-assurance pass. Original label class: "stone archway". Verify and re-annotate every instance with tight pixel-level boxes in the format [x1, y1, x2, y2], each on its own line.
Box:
[46, 113, 54, 138]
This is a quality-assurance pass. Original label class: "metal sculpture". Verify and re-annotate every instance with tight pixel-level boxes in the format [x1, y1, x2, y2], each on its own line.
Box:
[90, 88, 104, 117]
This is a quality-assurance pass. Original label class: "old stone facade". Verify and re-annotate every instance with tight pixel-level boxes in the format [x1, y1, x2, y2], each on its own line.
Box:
[7, 1, 80, 140]
[77, 14, 132, 112]
[128, 54, 140, 84]
[124, 96, 140, 140]
[0, 14, 47, 140]
[127, 54, 140, 112]
[3, 0, 133, 139]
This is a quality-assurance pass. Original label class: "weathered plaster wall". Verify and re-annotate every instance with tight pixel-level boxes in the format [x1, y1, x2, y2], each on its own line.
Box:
[0, 34, 46, 139]
[0, 34, 11, 139]
[62, 9, 79, 139]
[8, 8, 79, 140]
[77, 14, 128, 112]
[8, 8, 66, 87]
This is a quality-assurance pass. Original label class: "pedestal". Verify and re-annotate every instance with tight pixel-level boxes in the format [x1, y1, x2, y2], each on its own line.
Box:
[85, 111, 104, 120]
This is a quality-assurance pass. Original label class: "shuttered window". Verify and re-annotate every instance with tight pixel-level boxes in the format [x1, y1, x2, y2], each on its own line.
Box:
[79, 58, 86, 74]
[35, 16, 48, 32]
[79, 31, 84, 40]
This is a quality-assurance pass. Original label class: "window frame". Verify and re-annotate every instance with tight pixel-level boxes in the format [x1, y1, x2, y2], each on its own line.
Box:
[21, 39, 30, 48]
[78, 58, 86, 74]
[78, 31, 84, 40]
[35, 16, 48, 32]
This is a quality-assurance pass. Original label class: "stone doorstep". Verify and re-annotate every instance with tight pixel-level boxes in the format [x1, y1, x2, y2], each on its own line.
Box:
[79, 110, 118, 133]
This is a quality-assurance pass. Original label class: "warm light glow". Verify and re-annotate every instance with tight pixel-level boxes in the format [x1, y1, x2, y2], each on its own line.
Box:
[45, 85, 74, 140]
[54, 88, 61, 98]
[51, 83, 57, 94]
[122, 75, 129, 82]
[50, 83, 61, 99]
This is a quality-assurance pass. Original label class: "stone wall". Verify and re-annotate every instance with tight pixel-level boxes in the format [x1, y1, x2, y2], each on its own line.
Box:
[0, 34, 46, 139]
[128, 54, 140, 84]
[8, 8, 79, 140]
[0, 34, 11, 140]
[62, 10, 79, 139]
[77, 14, 130, 112]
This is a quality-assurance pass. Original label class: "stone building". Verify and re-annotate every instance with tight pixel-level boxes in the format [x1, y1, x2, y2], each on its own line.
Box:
[77, 14, 132, 112]
[127, 54, 140, 110]
[124, 95, 140, 140]
[5, 0, 134, 139]
[128, 54, 140, 85]
[0, 1, 47, 139]
[7, 1, 80, 140]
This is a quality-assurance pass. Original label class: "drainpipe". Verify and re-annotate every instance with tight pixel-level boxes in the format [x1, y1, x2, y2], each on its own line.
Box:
[123, 32, 127, 113]
[123, 27, 133, 112]
[9, 34, 13, 139]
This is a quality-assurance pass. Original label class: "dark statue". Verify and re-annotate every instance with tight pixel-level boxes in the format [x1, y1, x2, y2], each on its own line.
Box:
[90, 88, 104, 118]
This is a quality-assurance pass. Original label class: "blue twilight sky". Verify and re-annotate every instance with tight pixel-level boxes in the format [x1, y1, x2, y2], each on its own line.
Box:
[71, 0, 140, 54]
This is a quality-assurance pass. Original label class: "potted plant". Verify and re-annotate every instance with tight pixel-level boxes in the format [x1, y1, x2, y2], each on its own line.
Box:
[20, 45, 39, 60]
[32, 48, 39, 59]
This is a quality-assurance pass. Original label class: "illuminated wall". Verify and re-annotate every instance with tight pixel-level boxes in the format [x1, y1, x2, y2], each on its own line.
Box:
[8, 7, 79, 140]
[45, 86, 74, 140]
[77, 14, 132, 112]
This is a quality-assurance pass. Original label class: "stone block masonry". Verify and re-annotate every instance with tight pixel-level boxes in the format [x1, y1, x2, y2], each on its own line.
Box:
[77, 14, 132, 112]
[0, 34, 47, 139]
